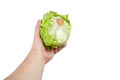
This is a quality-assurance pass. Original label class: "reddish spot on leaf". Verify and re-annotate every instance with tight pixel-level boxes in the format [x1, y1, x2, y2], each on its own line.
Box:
[56, 18, 64, 26]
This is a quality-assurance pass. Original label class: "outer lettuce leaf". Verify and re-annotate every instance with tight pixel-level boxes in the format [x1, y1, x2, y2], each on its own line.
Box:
[40, 11, 71, 49]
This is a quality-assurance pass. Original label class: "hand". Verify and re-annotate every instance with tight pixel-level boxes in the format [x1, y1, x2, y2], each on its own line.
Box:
[4, 20, 66, 80]
[30, 20, 66, 64]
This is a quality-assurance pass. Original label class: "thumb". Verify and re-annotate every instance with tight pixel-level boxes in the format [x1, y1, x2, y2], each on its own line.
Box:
[33, 20, 43, 46]
[35, 20, 41, 38]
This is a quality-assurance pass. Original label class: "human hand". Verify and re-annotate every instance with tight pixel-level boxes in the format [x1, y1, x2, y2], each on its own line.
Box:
[4, 20, 66, 80]
[30, 20, 66, 64]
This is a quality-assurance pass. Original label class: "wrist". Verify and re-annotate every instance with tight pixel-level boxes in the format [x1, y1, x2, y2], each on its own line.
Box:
[29, 50, 46, 65]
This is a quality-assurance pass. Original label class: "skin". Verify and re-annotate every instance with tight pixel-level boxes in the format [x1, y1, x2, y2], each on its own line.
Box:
[4, 20, 66, 80]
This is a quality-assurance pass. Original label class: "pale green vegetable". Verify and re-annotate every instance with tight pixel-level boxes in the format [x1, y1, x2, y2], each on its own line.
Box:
[40, 11, 71, 49]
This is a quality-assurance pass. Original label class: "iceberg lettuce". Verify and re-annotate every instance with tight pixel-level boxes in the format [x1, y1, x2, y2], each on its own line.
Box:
[40, 11, 71, 49]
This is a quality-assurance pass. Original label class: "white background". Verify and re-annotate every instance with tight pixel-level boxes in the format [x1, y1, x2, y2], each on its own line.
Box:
[0, 0, 120, 80]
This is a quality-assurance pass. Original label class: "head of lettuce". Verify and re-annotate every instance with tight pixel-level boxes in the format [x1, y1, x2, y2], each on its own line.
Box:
[40, 11, 72, 49]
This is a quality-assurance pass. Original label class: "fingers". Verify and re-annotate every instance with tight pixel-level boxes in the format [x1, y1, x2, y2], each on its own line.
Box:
[54, 44, 67, 54]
